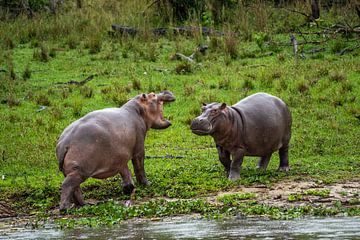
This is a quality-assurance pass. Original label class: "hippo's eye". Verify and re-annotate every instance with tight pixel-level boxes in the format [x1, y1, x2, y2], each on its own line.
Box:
[210, 109, 218, 115]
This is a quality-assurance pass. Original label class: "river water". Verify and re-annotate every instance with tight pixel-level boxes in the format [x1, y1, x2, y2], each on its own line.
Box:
[1, 216, 360, 239]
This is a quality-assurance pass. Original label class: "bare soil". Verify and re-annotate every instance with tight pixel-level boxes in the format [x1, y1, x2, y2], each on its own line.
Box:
[1, 180, 359, 219]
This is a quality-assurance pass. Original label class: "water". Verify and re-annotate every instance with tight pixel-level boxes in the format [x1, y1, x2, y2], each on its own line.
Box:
[1, 217, 360, 239]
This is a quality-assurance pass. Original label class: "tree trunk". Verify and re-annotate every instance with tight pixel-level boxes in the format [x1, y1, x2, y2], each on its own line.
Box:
[76, 0, 82, 9]
[310, 0, 320, 20]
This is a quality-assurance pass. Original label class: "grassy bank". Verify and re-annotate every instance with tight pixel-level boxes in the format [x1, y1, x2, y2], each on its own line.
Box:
[0, 1, 360, 227]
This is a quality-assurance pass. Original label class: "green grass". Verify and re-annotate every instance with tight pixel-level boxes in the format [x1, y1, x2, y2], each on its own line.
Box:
[1, 4, 360, 227]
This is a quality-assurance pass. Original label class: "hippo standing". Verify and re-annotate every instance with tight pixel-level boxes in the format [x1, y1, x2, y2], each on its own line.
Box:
[56, 91, 175, 210]
[190, 92, 291, 181]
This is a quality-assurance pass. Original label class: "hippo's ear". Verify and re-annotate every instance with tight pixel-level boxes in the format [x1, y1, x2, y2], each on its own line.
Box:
[202, 102, 207, 106]
[219, 103, 227, 110]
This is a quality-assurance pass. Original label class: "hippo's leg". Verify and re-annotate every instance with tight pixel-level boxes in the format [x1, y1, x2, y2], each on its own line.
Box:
[60, 171, 84, 211]
[229, 149, 245, 181]
[216, 145, 231, 173]
[132, 151, 150, 186]
[119, 165, 135, 195]
[257, 154, 272, 170]
[278, 144, 290, 171]
[73, 187, 85, 207]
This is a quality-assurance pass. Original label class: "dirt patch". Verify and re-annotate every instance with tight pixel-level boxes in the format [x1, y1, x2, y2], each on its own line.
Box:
[212, 180, 360, 207]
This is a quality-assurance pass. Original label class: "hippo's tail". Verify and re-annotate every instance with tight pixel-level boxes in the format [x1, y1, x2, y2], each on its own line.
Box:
[57, 145, 69, 173]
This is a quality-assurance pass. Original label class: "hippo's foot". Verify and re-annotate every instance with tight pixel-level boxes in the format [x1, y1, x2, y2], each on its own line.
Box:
[59, 203, 72, 214]
[140, 179, 151, 186]
[228, 171, 240, 181]
[278, 166, 290, 172]
[123, 183, 135, 195]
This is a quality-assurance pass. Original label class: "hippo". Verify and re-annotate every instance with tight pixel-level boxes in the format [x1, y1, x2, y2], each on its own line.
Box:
[190, 92, 291, 181]
[56, 91, 175, 210]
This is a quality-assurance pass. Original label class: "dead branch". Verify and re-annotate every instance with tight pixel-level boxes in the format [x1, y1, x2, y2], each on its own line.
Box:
[55, 75, 94, 86]
[145, 155, 184, 159]
[337, 44, 360, 55]
[305, 47, 326, 54]
[175, 53, 195, 63]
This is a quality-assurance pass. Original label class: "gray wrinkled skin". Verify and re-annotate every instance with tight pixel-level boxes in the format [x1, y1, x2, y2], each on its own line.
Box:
[56, 91, 175, 210]
[190, 92, 292, 181]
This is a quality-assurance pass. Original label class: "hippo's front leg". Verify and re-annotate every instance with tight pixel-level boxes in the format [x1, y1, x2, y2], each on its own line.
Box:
[228, 149, 245, 181]
[131, 149, 150, 186]
[216, 144, 231, 173]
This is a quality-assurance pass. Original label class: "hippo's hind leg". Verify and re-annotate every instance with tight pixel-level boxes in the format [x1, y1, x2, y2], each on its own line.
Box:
[216, 145, 231, 173]
[278, 144, 290, 171]
[60, 171, 85, 211]
[119, 165, 135, 195]
[73, 187, 85, 207]
[257, 154, 272, 170]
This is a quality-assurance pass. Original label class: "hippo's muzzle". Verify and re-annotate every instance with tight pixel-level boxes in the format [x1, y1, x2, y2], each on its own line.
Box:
[190, 118, 212, 135]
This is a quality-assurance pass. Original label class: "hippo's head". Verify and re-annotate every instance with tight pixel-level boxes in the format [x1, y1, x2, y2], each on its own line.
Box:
[190, 102, 227, 135]
[138, 90, 175, 129]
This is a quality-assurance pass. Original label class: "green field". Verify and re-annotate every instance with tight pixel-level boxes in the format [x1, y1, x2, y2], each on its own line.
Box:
[1, 1, 360, 227]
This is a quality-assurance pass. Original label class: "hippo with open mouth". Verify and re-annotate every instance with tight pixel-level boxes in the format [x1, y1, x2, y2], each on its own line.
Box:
[190, 92, 292, 181]
[56, 91, 175, 210]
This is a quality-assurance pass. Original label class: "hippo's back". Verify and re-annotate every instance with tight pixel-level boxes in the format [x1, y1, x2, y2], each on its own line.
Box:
[233, 93, 291, 155]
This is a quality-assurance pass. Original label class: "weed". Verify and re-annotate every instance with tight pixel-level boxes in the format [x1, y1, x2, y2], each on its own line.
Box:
[5, 94, 21, 107]
[210, 37, 223, 52]
[184, 85, 196, 97]
[66, 35, 79, 49]
[224, 36, 238, 59]
[329, 70, 347, 82]
[71, 98, 84, 117]
[218, 192, 257, 205]
[35, 93, 51, 106]
[349, 198, 360, 205]
[297, 80, 309, 93]
[79, 86, 94, 98]
[3, 37, 15, 49]
[288, 193, 303, 202]
[254, 32, 270, 51]
[242, 79, 254, 90]
[49, 48, 56, 58]
[87, 37, 102, 54]
[50, 107, 63, 120]
[304, 189, 330, 198]
[330, 38, 346, 54]
[132, 78, 141, 90]
[175, 62, 192, 74]
[218, 78, 231, 90]
[277, 53, 285, 62]
[33, 44, 49, 62]
[22, 64, 31, 80]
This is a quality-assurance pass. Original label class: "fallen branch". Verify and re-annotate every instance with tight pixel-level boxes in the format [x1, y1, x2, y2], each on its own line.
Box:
[145, 155, 184, 159]
[175, 53, 195, 63]
[305, 47, 326, 54]
[337, 44, 360, 55]
[56, 75, 94, 86]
